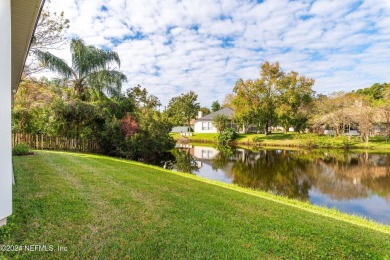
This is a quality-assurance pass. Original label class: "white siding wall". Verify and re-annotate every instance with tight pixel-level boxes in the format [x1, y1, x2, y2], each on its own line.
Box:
[193, 146, 219, 159]
[0, 0, 13, 226]
[194, 121, 218, 133]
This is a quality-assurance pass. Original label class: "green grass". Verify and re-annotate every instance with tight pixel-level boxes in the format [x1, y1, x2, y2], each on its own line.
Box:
[172, 132, 390, 150]
[1, 151, 390, 259]
[171, 132, 219, 142]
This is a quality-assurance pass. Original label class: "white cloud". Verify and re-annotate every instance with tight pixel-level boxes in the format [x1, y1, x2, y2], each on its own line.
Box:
[40, 0, 390, 107]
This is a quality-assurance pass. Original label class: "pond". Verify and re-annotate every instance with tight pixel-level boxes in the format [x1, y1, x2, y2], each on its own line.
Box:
[167, 145, 390, 225]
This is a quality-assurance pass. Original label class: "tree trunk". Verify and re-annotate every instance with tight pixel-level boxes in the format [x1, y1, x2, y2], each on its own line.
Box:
[264, 121, 269, 136]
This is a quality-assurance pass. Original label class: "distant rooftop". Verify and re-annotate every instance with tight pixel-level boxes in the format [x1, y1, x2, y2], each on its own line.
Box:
[196, 107, 234, 121]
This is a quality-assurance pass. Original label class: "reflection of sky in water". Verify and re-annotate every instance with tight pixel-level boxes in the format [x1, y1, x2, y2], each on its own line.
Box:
[309, 189, 390, 224]
[194, 160, 234, 184]
[185, 146, 390, 225]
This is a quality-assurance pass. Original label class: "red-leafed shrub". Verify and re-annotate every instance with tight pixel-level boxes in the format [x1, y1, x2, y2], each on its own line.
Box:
[120, 113, 139, 139]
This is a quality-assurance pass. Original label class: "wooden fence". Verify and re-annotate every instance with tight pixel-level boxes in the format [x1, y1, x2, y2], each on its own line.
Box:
[12, 133, 100, 153]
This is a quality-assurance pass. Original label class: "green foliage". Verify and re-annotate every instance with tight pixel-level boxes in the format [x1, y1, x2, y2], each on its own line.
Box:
[293, 133, 359, 149]
[212, 114, 229, 133]
[212, 145, 236, 170]
[218, 128, 239, 144]
[199, 106, 211, 116]
[125, 110, 175, 163]
[354, 83, 390, 101]
[13, 77, 175, 162]
[12, 143, 31, 156]
[230, 62, 314, 135]
[211, 100, 221, 112]
[34, 38, 127, 101]
[52, 99, 105, 138]
[126, 85, 160, 110]
[165, 91, 200, 127]
[172, 149, 198, 173]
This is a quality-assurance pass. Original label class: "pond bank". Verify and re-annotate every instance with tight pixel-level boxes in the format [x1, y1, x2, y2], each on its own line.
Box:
[171, 132, 390, 151]
[171, 145, 390, 224]
[4, 151, 390, 259]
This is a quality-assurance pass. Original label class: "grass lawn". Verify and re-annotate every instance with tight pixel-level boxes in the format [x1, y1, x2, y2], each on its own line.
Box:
[172, 132, 390, 150]
[1, 151, 389, 259]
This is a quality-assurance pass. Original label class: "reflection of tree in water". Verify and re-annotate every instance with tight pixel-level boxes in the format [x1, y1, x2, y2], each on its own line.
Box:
[298, 151, 390, 201]
[231, 150, 312, 201]
[211, 145, 236, 177]
[293, 151, 370, 201]
[172, 149, 199, 174]
[226, 149, 390, 203]
[356, 154, 390, 204]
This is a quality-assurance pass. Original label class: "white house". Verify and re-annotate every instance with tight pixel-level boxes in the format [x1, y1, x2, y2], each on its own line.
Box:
[194, 107, 236, 133]
[0, 0, 43, 226]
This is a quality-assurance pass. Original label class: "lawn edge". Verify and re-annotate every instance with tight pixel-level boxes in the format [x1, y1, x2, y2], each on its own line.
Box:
[34, 150, 390, 235]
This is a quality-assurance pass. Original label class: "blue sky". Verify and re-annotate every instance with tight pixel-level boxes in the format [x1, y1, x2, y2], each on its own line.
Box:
[47, 0, 390, 107]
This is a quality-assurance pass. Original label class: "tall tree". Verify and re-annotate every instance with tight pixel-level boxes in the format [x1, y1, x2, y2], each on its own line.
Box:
[376, 88, 390, 140]
[351, 100, 375, 145]
[211, 100, 221, 112]
[310, 92, 360, 135]
[230, 62, 314, 134]
[231, 79, 254, 133]
[276, 71, 315, 132]
[126, 85, 161, 111]
[255, 62, 284, 135]
[166, 91, 200, 129]
[230, 62, 282, 135]
[35, 38, 127, 101]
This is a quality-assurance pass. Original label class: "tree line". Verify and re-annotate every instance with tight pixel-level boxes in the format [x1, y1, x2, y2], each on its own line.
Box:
[15, 4, 390, 163]
[14, 8, 174, 163]
[165, 60, 390, 146]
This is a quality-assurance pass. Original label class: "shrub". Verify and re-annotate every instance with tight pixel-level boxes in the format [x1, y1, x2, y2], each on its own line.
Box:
[218, 128, 239, 144]
[212, 114, 229, 133]
[12, 143, 31, 156]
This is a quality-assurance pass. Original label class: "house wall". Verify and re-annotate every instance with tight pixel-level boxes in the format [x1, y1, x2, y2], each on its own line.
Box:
[0, 0, 13, 226]
[194, 121, 218, 133]
[193, 146, 219, 159]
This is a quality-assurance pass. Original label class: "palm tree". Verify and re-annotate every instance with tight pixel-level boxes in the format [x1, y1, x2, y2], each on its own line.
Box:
[34, 38, 127, 100]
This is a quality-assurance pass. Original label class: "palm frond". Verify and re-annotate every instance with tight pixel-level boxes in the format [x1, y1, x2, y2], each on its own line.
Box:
[34, 50, 73, 78]
[70, 39, 122, 78]
[87, 70, 127, 97]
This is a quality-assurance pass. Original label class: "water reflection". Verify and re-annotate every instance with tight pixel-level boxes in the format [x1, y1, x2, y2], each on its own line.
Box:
[171, 145, 390, 224]
[171, 149, 199, 174]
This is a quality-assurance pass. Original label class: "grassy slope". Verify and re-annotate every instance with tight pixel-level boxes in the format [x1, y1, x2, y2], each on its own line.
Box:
[172, 132, 390, 150]
[1, 151, 389, 259]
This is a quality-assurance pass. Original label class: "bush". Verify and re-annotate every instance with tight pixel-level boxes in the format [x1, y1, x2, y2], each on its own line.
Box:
[12, 143, 31, 156]
[218, 128, 239, 144]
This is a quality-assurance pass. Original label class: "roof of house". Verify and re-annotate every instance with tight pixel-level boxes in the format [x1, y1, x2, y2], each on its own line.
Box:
[171, 126, 192, 133]
[12, 0, 44, 93]
[195, 107, 234, 122]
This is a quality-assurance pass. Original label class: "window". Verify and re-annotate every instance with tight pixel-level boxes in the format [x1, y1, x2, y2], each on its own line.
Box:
[202, 122, 213, 130]
[201, 150, 213, 158]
